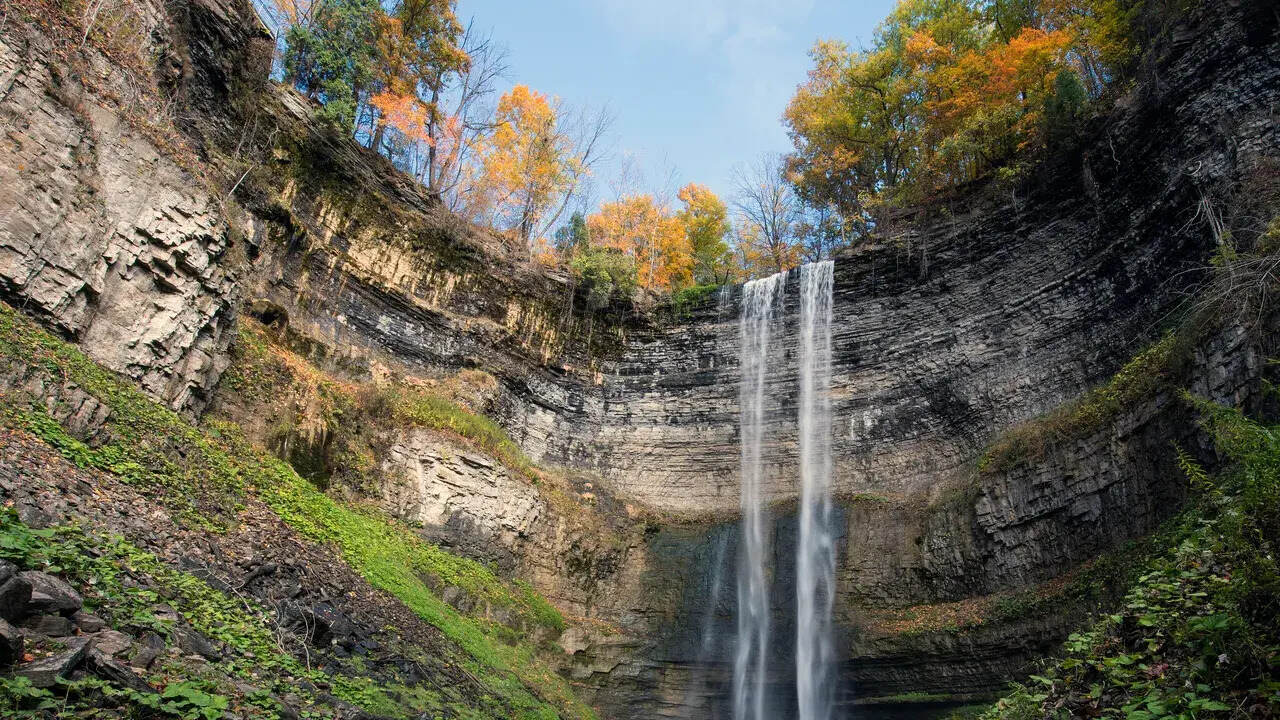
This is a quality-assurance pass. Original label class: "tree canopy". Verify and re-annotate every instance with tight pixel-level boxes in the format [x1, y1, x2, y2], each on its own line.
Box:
[261, 0, 1164, 296]
[785, 0, 1138, 214]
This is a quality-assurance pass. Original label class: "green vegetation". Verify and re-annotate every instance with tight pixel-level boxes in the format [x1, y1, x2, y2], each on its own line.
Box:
[0, 508, 436, 718]
[384, 387, 534, 476]
[978, 331, 1190, 474]
[979, 398, 1280, 719]
[222, 321, 534, 484]
[0, 302, 589, 720]
[282, 0, 382, 129]
[667, 283, 722, 319]
[0, 307, 245, 530]
[570, 247, 638, 310]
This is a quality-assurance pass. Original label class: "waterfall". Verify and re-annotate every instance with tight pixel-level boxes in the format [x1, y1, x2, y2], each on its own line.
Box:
[796, 261, 836, 720]
[733, 263, 837, 720]
[733, 271, 785, 720]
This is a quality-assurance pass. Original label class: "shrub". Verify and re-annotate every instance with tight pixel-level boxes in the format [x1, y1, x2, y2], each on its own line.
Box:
[979, 400, 1280, 719]
[570, 248, 637, 310]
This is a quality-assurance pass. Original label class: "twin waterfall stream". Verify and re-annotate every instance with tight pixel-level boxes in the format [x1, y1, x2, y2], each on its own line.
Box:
[732, 261, 838, 720]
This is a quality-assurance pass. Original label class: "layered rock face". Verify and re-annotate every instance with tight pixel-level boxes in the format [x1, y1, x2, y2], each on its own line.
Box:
[0, 25, 241, 413]
[504, 0, 1280, 516]
[381, 431, 546, 571]
[535, 1, 1280, 714]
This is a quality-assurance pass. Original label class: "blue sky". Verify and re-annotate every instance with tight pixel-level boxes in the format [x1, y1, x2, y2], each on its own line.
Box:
[458, 0, 898, 207]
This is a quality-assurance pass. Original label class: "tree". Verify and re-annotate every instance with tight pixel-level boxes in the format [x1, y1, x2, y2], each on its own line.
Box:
[282, 0, 381, 129]
[733, 155, 802, 275]
[366, 0, 467, 152]
[785, 0, 1138, 222]
[676, 183, 732, 284]
[554, 212, 590, 254]
[587, 195, 693, 292]
[427, 23, 509, 204]
[795, 202, 861, 263]
[570, 248, 637, 310]
[469, 85, 609, 249]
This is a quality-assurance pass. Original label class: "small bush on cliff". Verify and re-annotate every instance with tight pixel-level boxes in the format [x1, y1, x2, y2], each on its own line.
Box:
[979, 398, 1280, 719]
[571, 247, 637, 310]
[978, 331, 1191, 474]
[381, 386, 534, 476]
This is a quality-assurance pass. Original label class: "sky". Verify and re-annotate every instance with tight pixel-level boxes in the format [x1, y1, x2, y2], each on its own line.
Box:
[458, 0, 898, 210]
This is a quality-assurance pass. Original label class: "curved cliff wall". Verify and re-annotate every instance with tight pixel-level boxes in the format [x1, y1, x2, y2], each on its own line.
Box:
[503, 0, 1280, 518]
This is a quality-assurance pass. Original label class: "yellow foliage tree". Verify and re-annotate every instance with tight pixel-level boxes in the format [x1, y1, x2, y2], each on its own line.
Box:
[367, 0, 468, 150]
[786, 0, 1135, 212]
[587, 195, 693, 292]
[676, 183, 733, 284]
[470, 85, 585, 248]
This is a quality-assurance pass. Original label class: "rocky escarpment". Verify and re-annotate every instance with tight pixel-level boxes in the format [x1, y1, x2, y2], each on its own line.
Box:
[506, 0, 1280, 515]
[0, 28, 240, 414]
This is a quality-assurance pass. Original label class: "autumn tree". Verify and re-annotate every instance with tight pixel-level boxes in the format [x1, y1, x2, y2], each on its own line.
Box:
[366, 0, 467, 154]
[676, 183, 733, 285]
[587, 195, 693, 292]
[468, 85, 608, 249]
[426, 23, 509, 203]
[372, 22, 509, 204]
[786, 0, 1141, 220]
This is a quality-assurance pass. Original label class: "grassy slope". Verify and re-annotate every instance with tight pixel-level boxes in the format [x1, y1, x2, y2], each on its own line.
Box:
[0, 302, 594, 720]
[0, 507, 460, 718]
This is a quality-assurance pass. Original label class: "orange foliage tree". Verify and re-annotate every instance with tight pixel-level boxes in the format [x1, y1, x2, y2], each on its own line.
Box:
[366, 0, 467, 151]
[786, 0, 1138, 213]
[469, 85, 606, 250]
[586, 195, 693, 292]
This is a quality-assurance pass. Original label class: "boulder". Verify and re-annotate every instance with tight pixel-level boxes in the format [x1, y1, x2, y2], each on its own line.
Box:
[15, 646, 85, 688]
[0, 618, 23, 666]
[72, 611, 107, 633]
[19, 572, 82, 614]
[22, 614, 75, 637]
[129, 632, 166, 670]
[83, 648, 154, 695]
[90, 629, 133, 658]
[0, 575, 32, 622]
[175, 626, 221, 661]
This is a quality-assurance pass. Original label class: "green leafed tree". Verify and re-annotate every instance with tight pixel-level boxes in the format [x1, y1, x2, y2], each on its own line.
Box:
[676, 183, 733, 285]
[282, 0, 381, 130]
[554, 212, 590, 255]
[570, 247, 637, 310]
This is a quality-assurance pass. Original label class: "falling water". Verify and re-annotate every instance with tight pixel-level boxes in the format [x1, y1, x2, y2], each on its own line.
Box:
[796, 261, 836, 720]
[733, 271, 785, 720]
[699, 533, 731, 657]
